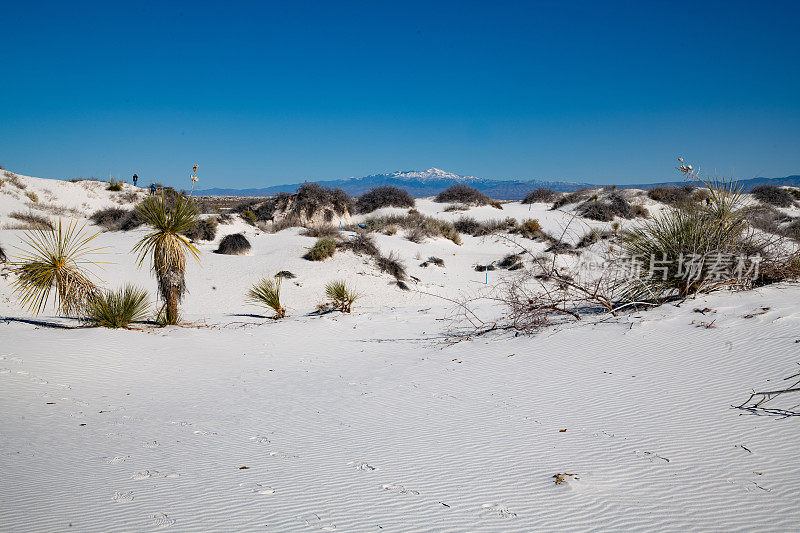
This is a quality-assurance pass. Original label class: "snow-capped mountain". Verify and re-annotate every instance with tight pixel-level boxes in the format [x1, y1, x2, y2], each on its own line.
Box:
[196, 168, 590, 199]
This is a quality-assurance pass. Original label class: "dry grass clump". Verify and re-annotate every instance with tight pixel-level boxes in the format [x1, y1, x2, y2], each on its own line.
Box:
[26, 202, 82, 217]
[325, 280, 359, 312]
[420, 256, 444, 267]
[3, 171, 26, 189]
[339, 233, 379, 257]
[90, 207, 143, 231]
[750, 185, 796, 208]
[361, 213, 461, 245]
[247, 276, 286, 318]
[106, 178, 123, 191]
[497, 253, 523, 270]
[255, 183, 353, 223]
[9, 211, 54, 230]
[784, 219, 800, 241]
[647, 186, 693, 205]
[375, 251, 407, 280]
[85, 285, 150, 328]
[788, 188, 800, 200]
[453, 216, 510, 236]
[745, 205, 786, 234]
[9, 219, 101, 316]
[443, 204, 469, 212]
[0, 242, 6, 263]
[523, 188, 558, 204]
[576, 228, 614, 248]
[301, 225, 339, 238]
[577, 193, 637, 221]
[25, 191, 39, 203]
[117, 191, 141, 204]
[215, 233, 251, 255]
[183, 217, 219, 241]
[305, 236, 337, 261]
[356, 186, 415, 214]
[435, 184, 493, 206]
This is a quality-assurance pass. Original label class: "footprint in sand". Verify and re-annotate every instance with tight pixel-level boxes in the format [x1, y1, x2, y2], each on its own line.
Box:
[113, 491, 134, 503]
[16, 370, 29, 376]
[0, 368, 11, 375]
[634, 450, 670, 463]
[269, 450, 298, 459]
[381, 483, 419, 495]
[243, 482, 276, 495]
[300, 513, 336, 531]
[131, 470, 158, 480]
[150, 512, 176, 528]
[192, 429, 218, 436]
[143, 440, 160, 449]
[479, 503, 517, 519]
[348, 461, 377, 471]
[105, 456, 130, 464]
[249, 436, 270, 444]
[30, 377, 48, 385]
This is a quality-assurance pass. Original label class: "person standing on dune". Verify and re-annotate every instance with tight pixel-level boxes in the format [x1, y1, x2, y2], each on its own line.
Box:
[132, 173, 138, 187]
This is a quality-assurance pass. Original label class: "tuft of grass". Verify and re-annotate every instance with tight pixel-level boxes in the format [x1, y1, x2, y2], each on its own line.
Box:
[325, 280, 359, 312]
[85, 285, 150, 328]
[0, 242, 6, 263]
[247, 276, 286, 318]
[524, 188, 558, 204]
[647, 186, 693, 206]
[305, 236, 337, 261]
[9, 211, 54, 230]
[25, 191, 38, 203]
[9, 219, 102, 316]
[215, 233, 251, 255]
[339, 233, 379, 257]
[106, 178, 123, 191]
[376, 251, 407, 280]
[183, 217, 219, 241]
[301, 225, 339, 238]
[3, 171, 26, 189]
[90, 207, 142, 231]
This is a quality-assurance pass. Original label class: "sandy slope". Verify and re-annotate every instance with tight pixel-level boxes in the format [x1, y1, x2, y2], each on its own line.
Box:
[1, 172, 799, 531]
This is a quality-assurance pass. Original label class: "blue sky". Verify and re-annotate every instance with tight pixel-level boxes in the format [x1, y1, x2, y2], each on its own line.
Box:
[1, 0, 799, 188]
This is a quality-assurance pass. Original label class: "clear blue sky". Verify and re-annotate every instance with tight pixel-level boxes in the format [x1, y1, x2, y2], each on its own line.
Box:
[1, 0, 799, 188]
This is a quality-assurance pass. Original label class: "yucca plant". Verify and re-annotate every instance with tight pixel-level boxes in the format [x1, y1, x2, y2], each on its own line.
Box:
[325, 280, 359, 313]
[85, 285, 150, 328]
[9, 219, 102, 316]
[132, 194, 200, 325]
[247, 275, 286, 318]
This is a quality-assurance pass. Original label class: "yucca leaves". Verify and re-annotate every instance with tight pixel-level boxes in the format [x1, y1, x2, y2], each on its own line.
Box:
[85, 285, 150, 328]
[325, 280, 359, 313]
[132, 194, 200, 324]
[247, 275, 286, 318]
[9, 219, 103, 316]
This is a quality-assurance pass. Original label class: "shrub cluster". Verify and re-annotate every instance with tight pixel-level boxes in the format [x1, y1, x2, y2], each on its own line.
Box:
[255, 183, 353, 223]
[453, 216, 513, 236]
[552, 188, 591, 209]
[750, 185, 795, 208]
[215, 233, 251, 255]
[183, 217, 219, 241]
[9, 211, 53, 230]
[375, 251, 407, 280]
[305, 236, 337, 261]
[359, 213, 461, 245]
[90, 207, 143, 231]
[107, 178, 123, 191]
[356, 186, 415, 214]
[435, 184, 492, 206]
[647, 186, 693, 205]
[576, 194, 646, 222]
[523, 188, 558, 204]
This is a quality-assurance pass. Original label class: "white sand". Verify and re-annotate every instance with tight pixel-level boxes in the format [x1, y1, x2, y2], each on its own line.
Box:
[1, 172, 799, 531]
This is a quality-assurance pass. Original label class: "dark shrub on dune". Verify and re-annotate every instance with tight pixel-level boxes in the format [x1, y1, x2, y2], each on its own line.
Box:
[356, 186, 415, 214]
[9, 211, 54, 230]
[750, 185, 795, 208]
[304, 236, 337, 261]
[339, 233, 379, 257]
[215, 233, 251, 255]
[301, 225, 339, 238]
[90, 207, 143, 231]
[376, 251, 407, 280]
[551, 188, 591, 209]
[523, 188, 558, 204]
[647, 186, 692, 205]
[577, 194, 635, 221]
[183, 217, 219, 241]
[0, 243, 6, 262]
[435, 184, 491, 206]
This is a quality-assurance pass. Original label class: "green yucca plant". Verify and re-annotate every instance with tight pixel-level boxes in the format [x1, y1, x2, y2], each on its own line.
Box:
[325, 280, 359, 313]
[247, 275, 286, 318]
[9, 219, 102, 316]
[132, 194, 200, 325]
[85, 285, 150, 328]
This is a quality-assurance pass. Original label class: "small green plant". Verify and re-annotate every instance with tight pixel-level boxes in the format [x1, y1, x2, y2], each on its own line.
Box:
[241, 210, 257, 224]
[521, 219, 541, 234]
[247, 276, 286, 318]
[85, 285, 150, 328]
[305, 236, 337, 261]
[25, 191, 38, 203]
[325, 280, 359, 313]
[107, 178, 123, 191]
[9, 219, 102, 316]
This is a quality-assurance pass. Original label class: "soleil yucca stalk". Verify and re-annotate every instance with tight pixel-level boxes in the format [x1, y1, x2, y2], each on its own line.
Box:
[9, 218, 102, 316]
[132, 194, 200, 325]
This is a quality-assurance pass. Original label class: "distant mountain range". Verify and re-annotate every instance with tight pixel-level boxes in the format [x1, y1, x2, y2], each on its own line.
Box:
[196, 168, 800, 200]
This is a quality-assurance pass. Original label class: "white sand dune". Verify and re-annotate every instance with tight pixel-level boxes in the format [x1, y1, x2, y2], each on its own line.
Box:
[1, 172, 799, 531]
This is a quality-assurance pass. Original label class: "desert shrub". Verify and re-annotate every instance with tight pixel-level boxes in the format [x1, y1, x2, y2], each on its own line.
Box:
[0, 243, 6, 262]
[784, 219, 800, 241]
[325, 280, 359, 312]
[356, 186, 415, 214]
[523, 188, 558, 204]
[576, 228, 613, 248]
[434, 184, 491, 205]
[9, 211, 53, 230]
[552, 188, 591, 209]
[647, 186, 692, 205]
[107, 178, 123, 191]
[27, 202, 81, 217]
[215, 233, 251, 255]
[420, 256, 444, 267]
[301, 225, 339, 238]
[376, 251, 407, 280]
[247, 276, 286, 318]
[90, 207, 142, 231]
[9, 219, 101, 316]
[443, 204, 468, 212]
[339, 233, 379, 257]
[362, 213, 461, 245]
[117, 191, 140, 204]
[498, 253, 523, 269]
[85, 285, 150, 328]
[25, 191, 38, 203]
[184, 217, 219, 241]
[631, 204, 650, 218]
[746, 205, 782, 234]
[305, 236, 337, 261]
[241, 210, 257, 225]
[577, 193, 633, 221]
[789, 188, 800, 200]
[384, 225, 398, 235]
[750, 185, 795, 208]
[256, 184, 353, 222]
[276, 270, 296, 279]
[453, 216, 508, 236]
[474, 264, 496, 272]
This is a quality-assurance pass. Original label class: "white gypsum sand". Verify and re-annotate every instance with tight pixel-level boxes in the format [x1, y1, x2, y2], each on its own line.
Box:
[0, 172, 799, 531]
